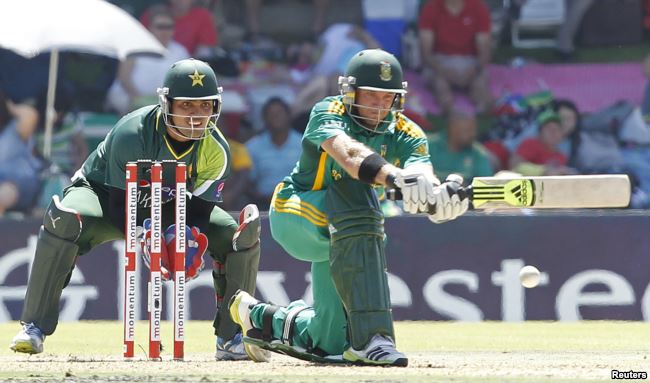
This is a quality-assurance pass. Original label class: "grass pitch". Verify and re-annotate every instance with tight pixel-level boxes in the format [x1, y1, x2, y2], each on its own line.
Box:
[0, 321, 648, 382]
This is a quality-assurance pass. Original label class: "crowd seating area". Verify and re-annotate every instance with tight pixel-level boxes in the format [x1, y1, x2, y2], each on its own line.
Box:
[2, 0, 650, 217]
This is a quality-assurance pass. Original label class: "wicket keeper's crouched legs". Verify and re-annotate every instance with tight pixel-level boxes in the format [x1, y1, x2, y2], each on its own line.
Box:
[209, 204, 269, 361]
[229, 180, 407, 366]
[12, 181, 123, 354]
[12, 180, 265, 360]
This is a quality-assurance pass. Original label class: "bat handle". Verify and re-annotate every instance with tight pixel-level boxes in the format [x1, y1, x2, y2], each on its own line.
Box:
[386, 183, 472, 215]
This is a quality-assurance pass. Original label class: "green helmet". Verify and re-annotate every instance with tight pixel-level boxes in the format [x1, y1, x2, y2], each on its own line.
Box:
[339, 49, 408, 134]
[157, 58, 223, 140]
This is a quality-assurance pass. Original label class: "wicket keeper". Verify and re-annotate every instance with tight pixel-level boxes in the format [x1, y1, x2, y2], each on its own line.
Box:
[11, 59, 267, 361]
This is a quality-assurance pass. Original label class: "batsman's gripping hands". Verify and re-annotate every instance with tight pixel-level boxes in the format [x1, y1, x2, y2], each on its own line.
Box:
[393, 167, 439, 214]
[427, 174, 469, 223]
[140, 218, 208, 281]
[393, 171, 469, 223]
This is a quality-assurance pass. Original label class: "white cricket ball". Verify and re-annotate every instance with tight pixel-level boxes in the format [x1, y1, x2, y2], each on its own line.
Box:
[519, 265, 541, 288]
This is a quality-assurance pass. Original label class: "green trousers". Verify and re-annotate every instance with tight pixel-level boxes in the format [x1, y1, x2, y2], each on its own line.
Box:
[264, 183, 349, 355]
[21, 179, 237, 335]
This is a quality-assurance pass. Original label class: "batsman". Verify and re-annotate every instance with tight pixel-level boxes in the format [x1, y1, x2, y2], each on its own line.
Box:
[229, 49, 468, 367]
[10, 58, 267, 361]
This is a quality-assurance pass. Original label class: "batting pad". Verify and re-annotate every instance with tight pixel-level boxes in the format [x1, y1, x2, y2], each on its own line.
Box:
[243, 337, 348, 365]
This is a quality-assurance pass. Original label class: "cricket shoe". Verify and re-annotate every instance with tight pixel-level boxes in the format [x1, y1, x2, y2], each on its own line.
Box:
[10, 322, 45, 354]
[215, 332, 249, 361]
[342, 334, 408, 367]
[228, 290, 271, 362]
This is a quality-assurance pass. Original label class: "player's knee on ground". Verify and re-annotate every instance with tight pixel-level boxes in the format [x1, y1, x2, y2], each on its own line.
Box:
[246, 302, 338, 362]
[42, 195, 82, 241]
[325, 179, 394, 349]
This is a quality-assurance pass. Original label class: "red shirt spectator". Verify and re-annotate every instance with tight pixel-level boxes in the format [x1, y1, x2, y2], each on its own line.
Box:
[515, 138, 567, 167]
[418, 0, 490, 55]
[510, 110, 577, 176]
[141, 4, 217, 56]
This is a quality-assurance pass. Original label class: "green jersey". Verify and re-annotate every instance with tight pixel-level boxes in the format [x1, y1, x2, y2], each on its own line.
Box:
[77, 105, 231, 207]
[427, 131, 493, 182]
[285, 95, 430, 192]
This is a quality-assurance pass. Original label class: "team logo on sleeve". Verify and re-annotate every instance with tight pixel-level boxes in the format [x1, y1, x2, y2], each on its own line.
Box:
[214, 181, 225, 199]
[415, 143, 428, 155]
[379, 61, 392, 81]
[188, 70, 206, 87]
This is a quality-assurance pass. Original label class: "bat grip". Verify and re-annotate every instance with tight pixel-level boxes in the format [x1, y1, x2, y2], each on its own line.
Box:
[386, 183, 472, 215]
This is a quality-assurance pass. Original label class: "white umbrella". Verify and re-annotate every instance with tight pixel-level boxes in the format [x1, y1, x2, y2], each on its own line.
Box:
[0, 0, 166, 159]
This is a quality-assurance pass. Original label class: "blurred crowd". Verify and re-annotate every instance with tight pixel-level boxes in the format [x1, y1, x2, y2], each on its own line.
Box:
[2, 0, 650, 217]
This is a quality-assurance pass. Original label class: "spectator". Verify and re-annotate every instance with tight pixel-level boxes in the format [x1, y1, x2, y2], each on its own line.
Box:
[286, 40, 317, 84]
[361, 0, 420, 58]
[246, 97, 302, 207]
[510, 110, 578, 176]
[290, 73, 340, 133]
[0, 96, 44, 216]
[554, 99, 581, 166]
[289, 23, 380, 132]
[418, 0, 494, 115]
[245, 0, 330, 41]
[501, 99, 581, 163]
[107, 6, 190, 114]
[221, 137, 254, 211]
[312, 23, 380, 77]
[556, 0, 595, 60]
[218, 91, 255, 210]
[428, 111, 493, 182]
[141, 0, 217, 57]
[34, 90, 87, 175]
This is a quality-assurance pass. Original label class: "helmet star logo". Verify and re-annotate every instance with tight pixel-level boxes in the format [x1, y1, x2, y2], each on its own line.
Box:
[188, 70, 206, 87]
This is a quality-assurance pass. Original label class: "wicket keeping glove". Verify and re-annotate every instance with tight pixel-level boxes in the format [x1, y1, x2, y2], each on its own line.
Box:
[161, 224, 208, 281]
[140, 219, 208, 281]
[140, 218, 164, 273]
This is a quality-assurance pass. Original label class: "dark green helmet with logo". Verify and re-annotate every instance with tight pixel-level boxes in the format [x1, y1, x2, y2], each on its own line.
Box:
[338, 49, 408, 134]
[345, 49, 406, 93]
[157, 58, 223, 140]
[162, 58, 222, 99]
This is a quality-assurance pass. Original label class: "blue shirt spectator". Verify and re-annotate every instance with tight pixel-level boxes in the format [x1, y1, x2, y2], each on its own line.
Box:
[246, 97, 302, 206]
[0, 100, 44, 215]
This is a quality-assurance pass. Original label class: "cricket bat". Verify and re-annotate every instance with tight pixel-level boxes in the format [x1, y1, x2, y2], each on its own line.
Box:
[388, 174, 631, 209]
